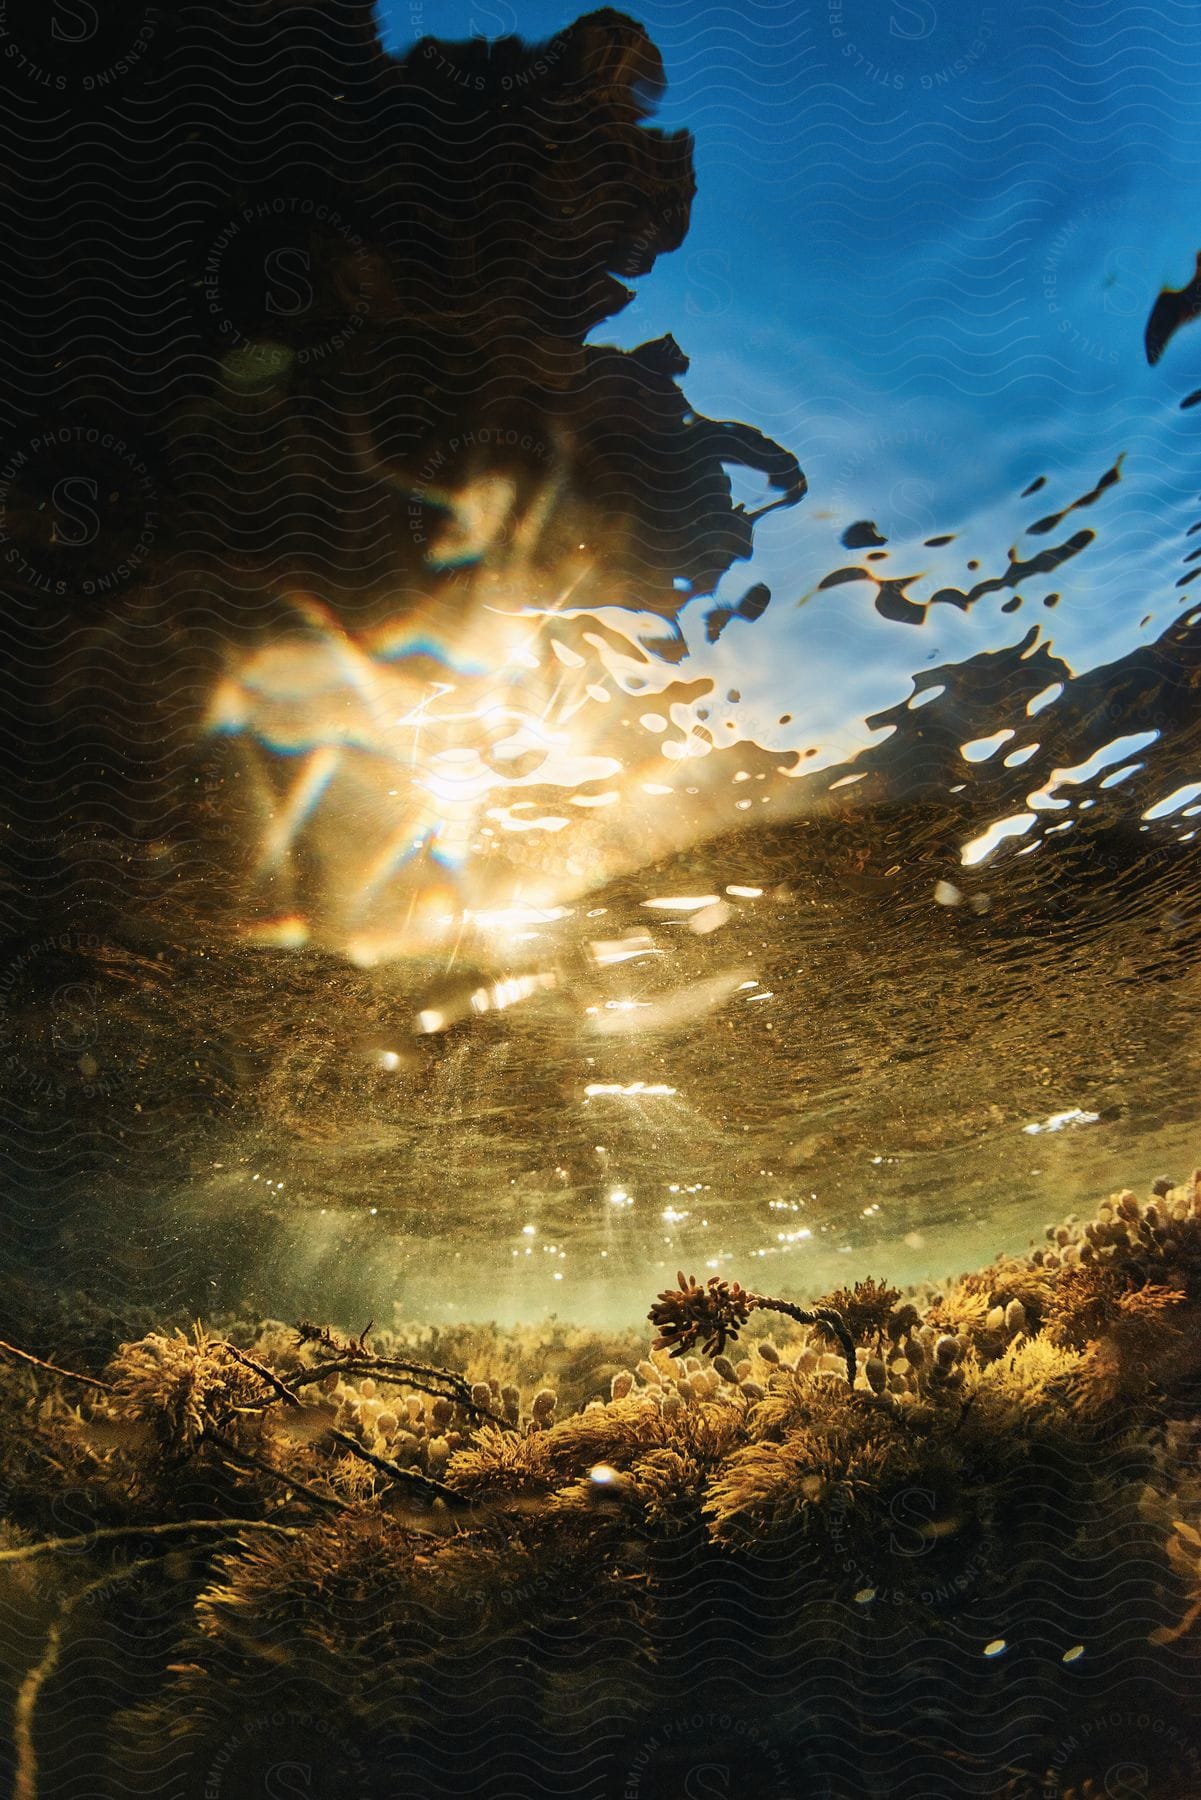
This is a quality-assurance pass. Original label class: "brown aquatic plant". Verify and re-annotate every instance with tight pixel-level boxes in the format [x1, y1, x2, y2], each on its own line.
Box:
[811, 1277, 901, 1346]
[3, 1158, 1201, 1790]
[649, 1270, 856, 1381]
[1073, 1285, 1188, 1412]
[1045, 1264, 1185, 1351]
[648, 1272, 754, 1360]
[703, 1384, 909, 1547]
[107, 1325, 269, 1462]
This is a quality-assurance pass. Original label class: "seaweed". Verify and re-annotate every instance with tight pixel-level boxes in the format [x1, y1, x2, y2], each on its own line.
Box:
[649, 1270, 858, 1381]
[3, 1163, 1201, 1795]
[811, 1277, 902, 1347]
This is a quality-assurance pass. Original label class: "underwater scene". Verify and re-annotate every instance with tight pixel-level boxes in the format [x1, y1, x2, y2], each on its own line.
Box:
[2, 0, 1201, 1793]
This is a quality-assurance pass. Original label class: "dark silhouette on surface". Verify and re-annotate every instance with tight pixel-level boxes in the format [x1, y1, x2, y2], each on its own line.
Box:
[1146, 248, 1201, 364]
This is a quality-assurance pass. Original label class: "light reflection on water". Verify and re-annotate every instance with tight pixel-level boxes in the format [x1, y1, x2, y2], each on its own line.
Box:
[13, 582, 1199, 1336]
[2, 4, 1200, 1345]
[16, 448, 1194, 1331]
[167, 591, 1201, 1328]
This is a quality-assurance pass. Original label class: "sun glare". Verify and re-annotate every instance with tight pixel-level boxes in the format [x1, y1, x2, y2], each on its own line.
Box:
[207, 554, 790, 959]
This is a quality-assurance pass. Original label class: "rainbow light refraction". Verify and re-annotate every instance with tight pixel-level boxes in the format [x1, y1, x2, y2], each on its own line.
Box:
[206, 566, 792, 963]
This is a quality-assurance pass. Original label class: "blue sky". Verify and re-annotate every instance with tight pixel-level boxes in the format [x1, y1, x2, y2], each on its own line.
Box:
[376, 0, 1201, 758]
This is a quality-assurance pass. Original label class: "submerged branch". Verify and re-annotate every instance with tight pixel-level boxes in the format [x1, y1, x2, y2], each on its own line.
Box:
[0, 1520, 303, 1565]
[222, 1343, 303, 1407]
[757, 1299, 857, 1386]
[226, 1337, 507, 1430]
[292, 1357, 467, 1399]
[293, 1323, 485, 1413]
[201, 1427, 341, 1512]
[13, 1558, 155, 1800]
[326, 1425, 473, 1509]
[0, 1339, 111, 1394]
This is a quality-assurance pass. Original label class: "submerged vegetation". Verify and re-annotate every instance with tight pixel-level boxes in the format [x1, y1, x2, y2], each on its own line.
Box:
[1, 1166, 1201, 1795]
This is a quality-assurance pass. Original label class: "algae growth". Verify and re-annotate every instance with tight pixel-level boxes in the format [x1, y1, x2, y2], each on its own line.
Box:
[2, 1164, 1201, 1797]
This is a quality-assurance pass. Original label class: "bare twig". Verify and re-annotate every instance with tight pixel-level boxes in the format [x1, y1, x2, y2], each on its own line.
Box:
[290, 1358, 496, 1417]
[0, 1339, 111, 1394]
[201, 1428, 341, 1512]
[226, 1338, 507, 1430]
[295, 1319, 374, 1358]
[327, 1426, 472, 1509]
[223, 1343, 488, 1504]
[13, 1558, 155, 1800]
[221, 1344, 304, 1407]
[294, 1322, 468, 1396]
[0, 1520, 302, 1565]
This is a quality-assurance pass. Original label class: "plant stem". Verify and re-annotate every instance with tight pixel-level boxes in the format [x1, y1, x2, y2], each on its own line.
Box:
[0, 1520, 302, 1565]
[288, 1358, 508, 1427]
[326, 1426, 472, 1509]
[754, 1298, 857, 1385]
[201, 1428, 341, 1512]
[13, 1558, 155, 1800]
[0, 1339, 111, 1394]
